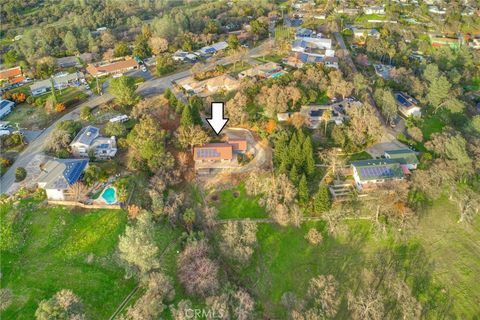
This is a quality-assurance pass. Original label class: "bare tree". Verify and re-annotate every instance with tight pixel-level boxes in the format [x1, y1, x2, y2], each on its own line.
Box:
[308, 275, 340, 318]
[305, 228, 323, 246]
[67, 182, 88, 202]
[177, 240, 219, 297]
[220, 220, 257, 263]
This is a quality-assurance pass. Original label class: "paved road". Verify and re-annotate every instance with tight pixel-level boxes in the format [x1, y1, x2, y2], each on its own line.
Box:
[0, 43, 272, 194]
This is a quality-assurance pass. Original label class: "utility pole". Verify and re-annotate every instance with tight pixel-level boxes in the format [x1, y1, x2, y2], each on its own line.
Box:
[96, 75, 101, 95]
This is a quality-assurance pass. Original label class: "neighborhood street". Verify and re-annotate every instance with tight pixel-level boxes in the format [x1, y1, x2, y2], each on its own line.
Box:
[0, 44, 271, 194]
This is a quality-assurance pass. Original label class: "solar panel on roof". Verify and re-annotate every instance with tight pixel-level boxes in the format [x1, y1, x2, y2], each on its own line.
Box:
[197, 148, 221, 158]
[64, 160, 88, 185]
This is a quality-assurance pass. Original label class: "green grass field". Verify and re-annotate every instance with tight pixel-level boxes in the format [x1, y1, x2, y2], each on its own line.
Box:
[212, 186, 479, 318]
[4, 103, 55, 129]
[0, 197, 135, 319]
[215, 184, 268, 219]
[414, 197, 480, 318]
[420, 116, 446, 140]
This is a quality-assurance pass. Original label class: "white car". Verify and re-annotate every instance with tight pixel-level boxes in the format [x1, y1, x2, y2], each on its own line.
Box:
[109, 115, 129, 123]
[141, 66, 147, 72]
[0, 130, 11, 137]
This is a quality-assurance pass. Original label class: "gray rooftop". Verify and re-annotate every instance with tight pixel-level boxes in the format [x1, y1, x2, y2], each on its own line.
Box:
[71, 126, 100, 146]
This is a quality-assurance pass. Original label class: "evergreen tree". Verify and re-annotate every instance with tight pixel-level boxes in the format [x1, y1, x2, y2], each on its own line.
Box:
[176, 100, 186, 114]
[289, 164, 299, 184]
[278, 161, 288, 175]
[303, 136, 315, 177]
[180, 105, 194, 127]
[297, 129, 306, 145]
[190, 103, 202, 126]
[298, 174, 309, 204]
[314, 183, 331, 214]
[164, 87, 172, 100]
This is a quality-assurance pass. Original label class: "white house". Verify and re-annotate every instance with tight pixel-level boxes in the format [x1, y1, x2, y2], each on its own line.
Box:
[37, 158, 89, 200]
[30, 72, 85, 96]
[395, 92, 422, 117]
[292, 37, 332, 51]
[351, 159, 406, 190]
[0, 100, 15, 119]
[364, 6, 385, 14]
[70, 126, 117, 159]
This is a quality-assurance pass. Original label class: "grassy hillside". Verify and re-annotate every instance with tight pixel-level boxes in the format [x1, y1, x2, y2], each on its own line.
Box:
[0, 197, 135, 319]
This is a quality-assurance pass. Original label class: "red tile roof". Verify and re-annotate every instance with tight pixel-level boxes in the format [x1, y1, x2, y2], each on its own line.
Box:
[228, 139, 247, 152]
[0, 67, 22, 80]
[194, 143, 233, 161]
[9, 76, 27, 85]
[86, 59, 139, 76]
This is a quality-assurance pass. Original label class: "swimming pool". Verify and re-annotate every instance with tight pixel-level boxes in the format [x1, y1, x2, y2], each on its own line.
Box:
[101, 187, 117, 205]
[270, 71, 285, 78]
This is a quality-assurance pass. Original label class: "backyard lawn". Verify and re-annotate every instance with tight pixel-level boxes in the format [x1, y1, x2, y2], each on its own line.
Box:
[0, 197, 135, 319]
[214, 184, 268, 219]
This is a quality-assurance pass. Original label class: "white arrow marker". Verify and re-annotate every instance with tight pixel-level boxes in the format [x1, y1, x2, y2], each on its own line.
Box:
[206, 102, 229, 135]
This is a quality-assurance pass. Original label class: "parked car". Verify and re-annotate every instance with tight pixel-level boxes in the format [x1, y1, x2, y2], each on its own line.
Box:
[109, 115, 129, 123]
[141, 65, 147, 72]
[0, 130, 11, 137]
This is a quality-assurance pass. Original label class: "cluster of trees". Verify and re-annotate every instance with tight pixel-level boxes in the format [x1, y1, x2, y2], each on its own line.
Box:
[35, 289, 86, 320]
[412, 127, 479, 223]
[43, 120, 82, 158]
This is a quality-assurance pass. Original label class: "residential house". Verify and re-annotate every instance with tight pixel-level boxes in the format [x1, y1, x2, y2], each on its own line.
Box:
[203, 75, 239, 95]
[364, 6, 385, 14]
[0, 100, 15, 119]
[335, 7, 360, 15]
[373, 64, 393, 80]
[238, 62, 284, 79]
[395, 92, 421, 117]
[194, 143, 234, 162]
[429, 35, 462, 48]
[428, 5, 446, 14]
[295, 28, 315, 38]
[351, 28, 380, 40]
[176, 74, 240, 97]
[198, 41, 229, 56]
[57, 56, 81, 68]
[70, 126, 117, 159]
[283, 52, 338, 69]
[0, 66, 27, 87]
[37, 158, 89, 200]
[86, 58, 139, 77]
[299, 103, 347, 129]
[277, 112, 292, 122]
[30, 72, 85, 96]
[291, 37, 332, 51]
[172, 50, 198, 62]
[193, 138, 248, 163]
[384, 149, 419, 170]
[351, 159, 406, 190]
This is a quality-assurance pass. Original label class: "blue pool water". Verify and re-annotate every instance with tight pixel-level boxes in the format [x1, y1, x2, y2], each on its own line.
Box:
[101, 187, 117, 204]
[270, 71, 285, 78]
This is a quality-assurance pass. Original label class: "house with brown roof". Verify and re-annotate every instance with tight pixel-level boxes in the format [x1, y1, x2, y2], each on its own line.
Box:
[193, 138, 248, 163]
[0, 66, 27, 87]
[176, 74, 240, 97]
[194, 143, 234, 162]
[86, 58, 139, 77]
